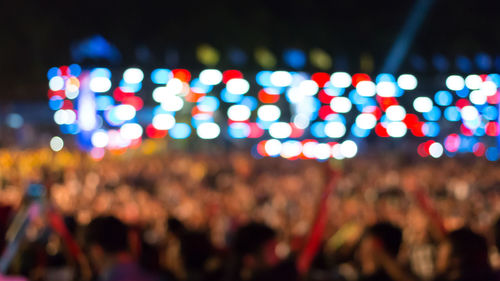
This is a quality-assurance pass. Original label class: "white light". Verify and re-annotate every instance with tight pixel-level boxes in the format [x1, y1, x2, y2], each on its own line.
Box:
[226, 78, 250, 95]
[265, 139, 282, 156]
[257, 105, 281, 121]
[65, 110, 76, 124]
[269, 122, 292, 139]
[293, 114, 310, 129]
[152, 87, 168, 103]
[355, 113, 377, 130]
[114, 104, 136, 121]
[227, 105, 251, 121]
[299, 80, 319, 96]
[376, 81, 397, 97]
[54, 109, 76, 125]
[446, 75, 465, 91]
[281, 141, 302, 158]
[302, 142, 317, 158]
[356, 81, 376, 97]
[166, 78, 184, 95]
[460, 106, 479, 121]
[469, 90, 487, 105]
[49, 76, 65, 91]
[340, 140, 357, 158]
[50, 136, 64, 152]
[413, 97, 433, 113]
[397, 74, 418, 90]
[65, 87, 79, 99]
[197, 122, 220, 139]
[120, 123, 143, 140]
[386, 122, 407, 138]
[429, 142, 444, 158]
[199, 69, 223, 85]
[314, 143, 332, 160]
[91, 130, 109, 148]
[123, 68, 144, 84]
[152, 114, 176, 130]
[331, 143, 345, 160]
[330, 72, 351, 88]
[330, 97, 352, 113]
[286, 88, 305, 103]
[270, 71, 293, 87]
[385, 105, 406, 121]
[465, 75, 482, 90]
[480, 80, 497, 96]
[89, 77, 112, 93]
[161, 95, 184, 112]
[324, 122, 346, 138]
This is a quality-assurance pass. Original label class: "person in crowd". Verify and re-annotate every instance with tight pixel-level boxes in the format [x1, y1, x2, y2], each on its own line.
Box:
[85, 216, 162, 281]
[433, 227, 496, 281]
[358, 222, 417, 281]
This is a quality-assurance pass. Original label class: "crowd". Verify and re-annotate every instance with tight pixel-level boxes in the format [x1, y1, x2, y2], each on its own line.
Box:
[0, 146, 500, 281]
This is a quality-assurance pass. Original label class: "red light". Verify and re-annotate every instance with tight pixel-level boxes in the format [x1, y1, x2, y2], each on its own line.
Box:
[48, 90, 65, 99]
[222, 70, 243, 84]
[352, 73, 371, 87]
[444, 134, 460, 152]
[59, 66, 69, 76]
[456, 98, 470, 109]
[146, 124, 168, 139]
[403, 114, 419, 129]
[411, 122, 425, 137]
[318, 105, 335, 120]
[248, 123, 265, 138]
[172, 69, 191, 82]
[258, 89, 280, 103]
[486, 122, 499, 136]
[122, 96, 144, 110]
[487, 91, 500, 104]
[480, 74, 488, 81]
[473, 142, 486, 157]
[417, 142, 429, 157]
[376, 96, 398, 111]
[256, 140, 268, 156]
[61, 100, 73, 110]
[311, 72, 330, 87]
[318, 90, 334, 104]
[375, 123, 389, 137]
[460, 124, 473, 136]
[185, 91, 205, 103]
[113, 88, 134, 101]
[129, 138, 142, 148]
[289, 124, 304, 138]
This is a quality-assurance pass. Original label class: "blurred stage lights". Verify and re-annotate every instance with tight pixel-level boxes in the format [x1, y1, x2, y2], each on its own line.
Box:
[47, 66, 500, 160]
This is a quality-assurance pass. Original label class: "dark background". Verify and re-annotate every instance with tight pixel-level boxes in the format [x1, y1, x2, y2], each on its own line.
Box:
[1, 0, 500, 101]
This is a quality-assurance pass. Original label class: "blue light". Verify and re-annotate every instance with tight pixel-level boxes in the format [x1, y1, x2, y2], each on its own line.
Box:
[283, 49, 306, 69]
[356, 99, 377, 112]
[256, 119, 273, 130]
[197, 96, 220, 112]
[349, 90, 368, 105]
[375, 73, 396, 83]
[432, 54, 449, 72]
[475, 53, 492, 71]
[191, 114, 213, 128]
[60, 123, 80, 135]
[91, 68, 111, 78]
[241, 96, 258, 111]
[444, 106, 460, 121]
[228, 48, 248, 65]
[351, 124, 370, 138]
[323, 82, 345, 96]
[119, 80, 142, 92]
[455, 87, 469, 98]
[256, 71, 273, 87]
[47, 67, 60, 80]
[153, 105, 172, 115]
[423, 106, 441, 121]
[49, 96, 64, 110]
[228, 123, 250, 138]
[325, 114, 346, 124]
[221, 89, 244, 103]
[422, 122, 440, 137]
[6, 114, 23, 129]
[191, 78, 213, 93]
[169, 123, 191, 139]
[311, 122, 327, 138]
[96, 95, 114, 111]
[394, 86, 404, 97]
[434, 90, 453, 106]
[151, 69, 171, 84]
[486, 147, 499, 161]
[474, 127, 485, 137]
[455, 56, 472, 73]
[104, 108, 125, 127]
[482, 105, 498, 121]
[488, 74, 500, 85]
[69, 64, 82, 77]
[409, 54, 427, 71]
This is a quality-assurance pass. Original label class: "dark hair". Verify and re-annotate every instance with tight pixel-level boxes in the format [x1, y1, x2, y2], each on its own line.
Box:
[233, 222, 276, 256]
[447, 227, 491, 271]
[365, 222, 402, 257]
[86, 216, 129, 253]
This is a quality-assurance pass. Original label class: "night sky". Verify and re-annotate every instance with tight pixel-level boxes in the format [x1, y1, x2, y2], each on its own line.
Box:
[1, 0, 500, 100]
